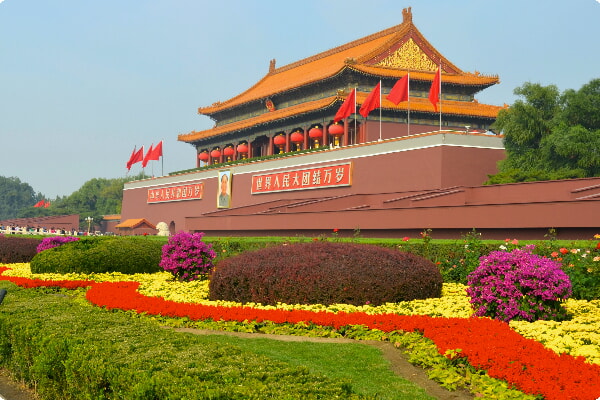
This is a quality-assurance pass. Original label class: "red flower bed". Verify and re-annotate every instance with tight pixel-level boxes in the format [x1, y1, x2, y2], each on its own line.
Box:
[2, 267, 599, 400]
[0, 266, 93, 289]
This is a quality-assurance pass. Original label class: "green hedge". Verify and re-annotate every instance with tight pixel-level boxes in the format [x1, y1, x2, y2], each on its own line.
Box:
[0, 282, 360, 400]
[30, 237, 163, 274]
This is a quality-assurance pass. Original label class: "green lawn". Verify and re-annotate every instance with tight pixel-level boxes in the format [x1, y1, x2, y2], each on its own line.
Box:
[192, 334, 435, 400]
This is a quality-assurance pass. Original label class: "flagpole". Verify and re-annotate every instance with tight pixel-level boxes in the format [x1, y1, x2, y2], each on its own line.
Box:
[161, 139, 164, 176]
[438, 64, 442, 132]
[353, 87, 357, 143]
[378, 80, 382, 141]
[407, 72, 411, 136]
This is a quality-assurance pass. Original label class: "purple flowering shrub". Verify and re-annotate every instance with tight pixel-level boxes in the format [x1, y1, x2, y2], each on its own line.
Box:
[467, 246, 572, 322]
[160, 231, 216, 281]
[36, 236, 79, 253]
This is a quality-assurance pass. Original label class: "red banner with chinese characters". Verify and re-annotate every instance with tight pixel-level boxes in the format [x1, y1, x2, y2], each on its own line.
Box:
[147, 182, 204, 203]
[252, 163, 352, 194]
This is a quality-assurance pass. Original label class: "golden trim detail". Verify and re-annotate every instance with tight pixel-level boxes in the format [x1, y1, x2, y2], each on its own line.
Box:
[375, 38, 437, 72]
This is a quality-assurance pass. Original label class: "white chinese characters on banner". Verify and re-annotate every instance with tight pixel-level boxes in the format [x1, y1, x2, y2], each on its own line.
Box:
[147, 182, 204, 203]
[251, 163, 352, 194]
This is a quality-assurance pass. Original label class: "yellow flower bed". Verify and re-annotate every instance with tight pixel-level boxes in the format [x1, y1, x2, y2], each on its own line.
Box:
[4, 263, 599, 364]
[510, 299, 600, 364]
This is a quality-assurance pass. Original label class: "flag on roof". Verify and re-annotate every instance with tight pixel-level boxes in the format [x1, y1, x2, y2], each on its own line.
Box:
[359, 81, 381, 118]
[429, 67, 441, 112]
[387, 74, 409, 105]
[127, 146, 144, 170]
[333, 89, 356, 123]
[143, 141, 163, 167]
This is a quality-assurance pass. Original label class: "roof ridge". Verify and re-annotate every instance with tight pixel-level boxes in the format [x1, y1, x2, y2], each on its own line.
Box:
[271, 22, 405, 75]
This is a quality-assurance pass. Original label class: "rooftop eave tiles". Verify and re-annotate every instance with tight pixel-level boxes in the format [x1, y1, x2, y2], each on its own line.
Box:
[180, 95, 504, 143]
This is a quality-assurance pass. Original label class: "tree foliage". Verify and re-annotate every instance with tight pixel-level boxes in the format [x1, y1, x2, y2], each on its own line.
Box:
[488, 79, 600, 184]
[3, 173, 148, 226]
[0, 176, 40, 220]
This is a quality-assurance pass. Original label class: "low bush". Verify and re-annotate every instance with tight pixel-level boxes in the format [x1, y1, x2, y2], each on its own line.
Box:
[30, 237, 163, 274]
[160, 231, 216, 281]
[0, 282, 359, 400]
[209, 241, 442, 306]
[0, 234, 41, 263]
[467, 246, 572, 322]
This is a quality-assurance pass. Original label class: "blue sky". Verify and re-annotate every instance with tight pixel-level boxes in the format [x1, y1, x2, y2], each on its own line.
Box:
[1, 0, 599, 198]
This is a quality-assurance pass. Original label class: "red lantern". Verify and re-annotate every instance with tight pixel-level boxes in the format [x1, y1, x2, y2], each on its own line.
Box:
[223, 146, 234, 157]
[328, 123, 344, 147]
[198, 152, 209, 162]
[273, 135, 286, 146]
[273, 134, 286, 153]
[290, 131, 304, 143]
[210, 149, 221, 159]
[236, 143, 248, 154]
[328, 123, 344, 136]
[290, 131, 304, 151]
[308, 127, 323, 139]
[223, 146, 234, 161]
[308, 127, 323, 147]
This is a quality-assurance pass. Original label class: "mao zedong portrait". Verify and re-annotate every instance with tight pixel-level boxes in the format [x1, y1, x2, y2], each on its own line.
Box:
[218, 171, 231, 208]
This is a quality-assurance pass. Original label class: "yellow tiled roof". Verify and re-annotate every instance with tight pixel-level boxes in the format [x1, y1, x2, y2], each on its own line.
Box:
[198, 9, 498, 115]
[180, 92, 504, 143]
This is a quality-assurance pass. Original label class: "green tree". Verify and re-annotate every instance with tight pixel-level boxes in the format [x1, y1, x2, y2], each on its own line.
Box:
[487, 79, 600, 183]
[0, 176, 41, 220]
[14, 173, 148, 228]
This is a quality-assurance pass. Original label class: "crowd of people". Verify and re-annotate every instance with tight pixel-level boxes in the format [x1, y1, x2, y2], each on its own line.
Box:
[0, 225, 83, 236]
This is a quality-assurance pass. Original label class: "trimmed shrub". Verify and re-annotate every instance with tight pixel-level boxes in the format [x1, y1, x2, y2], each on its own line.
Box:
[209, 241, 442, 306]
[30, 237, 163, 274]
[36, 236, 79, 253]
[467, 246, 572, 322]
[0, 235, 41, 263]
[160, 231, 216, 281]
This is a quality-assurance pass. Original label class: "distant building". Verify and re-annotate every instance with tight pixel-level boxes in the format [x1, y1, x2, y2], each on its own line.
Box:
[115, 218, 156, 236]
[121, 8, 600, 239]
[0, 214, 80, 233]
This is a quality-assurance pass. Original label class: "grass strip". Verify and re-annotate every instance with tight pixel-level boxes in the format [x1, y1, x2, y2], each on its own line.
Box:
[0, 282, 433, 399]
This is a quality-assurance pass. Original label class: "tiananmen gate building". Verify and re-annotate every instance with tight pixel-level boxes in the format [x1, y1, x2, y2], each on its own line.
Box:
[120, 7, 600, 239]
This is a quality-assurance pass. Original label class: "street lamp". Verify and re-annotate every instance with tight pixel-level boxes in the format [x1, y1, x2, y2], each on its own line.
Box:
[85, 216, 93, 235]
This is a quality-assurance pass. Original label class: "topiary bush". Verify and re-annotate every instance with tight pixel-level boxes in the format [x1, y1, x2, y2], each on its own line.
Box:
[467, 246, 572, 322]
[0, 234, 41, 263]
[30, 237, 163, 274]
[209, 241, 442, 306]
[36, 235, 79, 253]
[160, 231, 216, 281]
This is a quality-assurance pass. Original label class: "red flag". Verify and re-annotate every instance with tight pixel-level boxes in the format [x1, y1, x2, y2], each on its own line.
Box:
[151, 140, 163, 159]
[143, 141, 163, 167]
[429, 67, 441, 112]
[142, 144, 154, 168]
[126, 146, 137, 170]
[44, 201, 50, 208]
[33, 200, 44, 208]
[387, 75, 409, 105]
[359, 82, 381, 118]
[333, 89, 356, 123]
[129, 146, 144, 168]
